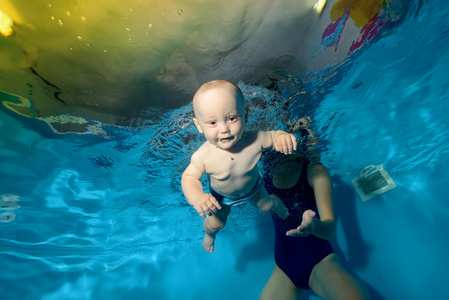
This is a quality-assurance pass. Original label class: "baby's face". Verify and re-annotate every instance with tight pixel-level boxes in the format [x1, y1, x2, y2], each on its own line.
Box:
[193, 86, 245, 150]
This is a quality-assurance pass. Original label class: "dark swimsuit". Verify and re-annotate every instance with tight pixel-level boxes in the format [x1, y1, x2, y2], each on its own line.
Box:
[265, 161, 334, 290]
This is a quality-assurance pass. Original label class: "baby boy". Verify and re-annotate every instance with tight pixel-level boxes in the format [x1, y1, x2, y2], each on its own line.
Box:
[181, 79, 296, 252]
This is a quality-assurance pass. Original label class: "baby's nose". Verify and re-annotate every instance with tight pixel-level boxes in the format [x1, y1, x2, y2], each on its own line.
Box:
[219, 122, 230, 133]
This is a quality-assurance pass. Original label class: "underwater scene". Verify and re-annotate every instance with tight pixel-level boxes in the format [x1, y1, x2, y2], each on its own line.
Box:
[1, 0, 448, 299]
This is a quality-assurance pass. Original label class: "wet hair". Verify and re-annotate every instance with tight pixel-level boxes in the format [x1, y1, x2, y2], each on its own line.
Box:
[192, 79, 245, 117]
[261, 150, 307, 175]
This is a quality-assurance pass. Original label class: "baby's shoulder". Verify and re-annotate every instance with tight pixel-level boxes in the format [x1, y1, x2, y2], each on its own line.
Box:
[192, 142, 219, 160]
[192, 142, 209, 158]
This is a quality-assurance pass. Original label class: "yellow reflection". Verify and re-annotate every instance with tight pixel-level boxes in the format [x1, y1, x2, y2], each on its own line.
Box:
[0, 0, 322, 125]
[330, 0, 385, 27]
[0, 9, 12, 36]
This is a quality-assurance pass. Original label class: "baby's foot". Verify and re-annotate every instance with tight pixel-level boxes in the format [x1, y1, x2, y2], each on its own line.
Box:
[202, 233, 216, 253]
[272, 196, 289, 220]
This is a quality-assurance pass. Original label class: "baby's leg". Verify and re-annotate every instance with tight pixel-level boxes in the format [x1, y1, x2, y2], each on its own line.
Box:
[202, 204, 231, 253]
[251, 186, 289, 219]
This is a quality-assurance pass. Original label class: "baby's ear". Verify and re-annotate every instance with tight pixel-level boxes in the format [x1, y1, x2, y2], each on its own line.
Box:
[193, 118, 203, 133]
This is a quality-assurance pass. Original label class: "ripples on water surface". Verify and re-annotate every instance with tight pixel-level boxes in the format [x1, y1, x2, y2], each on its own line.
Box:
[1, 0, 449, 299]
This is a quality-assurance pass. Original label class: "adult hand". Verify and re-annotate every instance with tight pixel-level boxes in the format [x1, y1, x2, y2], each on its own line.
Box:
[286, 210, 316, 237]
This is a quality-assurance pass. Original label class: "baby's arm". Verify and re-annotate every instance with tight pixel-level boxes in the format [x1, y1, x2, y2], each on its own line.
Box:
[260, 130, 297, 154]
[181, 152, 221, 218]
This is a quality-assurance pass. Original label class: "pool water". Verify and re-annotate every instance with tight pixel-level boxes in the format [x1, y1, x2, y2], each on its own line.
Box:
[1, 0, 449, 299]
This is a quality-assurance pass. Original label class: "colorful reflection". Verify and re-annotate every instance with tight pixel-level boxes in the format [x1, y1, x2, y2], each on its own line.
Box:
[322, 0, 402, 53]
[1, 90, 107, 136]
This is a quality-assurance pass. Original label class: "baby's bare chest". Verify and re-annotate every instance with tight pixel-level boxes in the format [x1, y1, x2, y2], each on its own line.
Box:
[204, 145, 262, 180]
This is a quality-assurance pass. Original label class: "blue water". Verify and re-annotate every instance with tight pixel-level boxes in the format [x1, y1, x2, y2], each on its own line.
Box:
[1, 1, 449, 299]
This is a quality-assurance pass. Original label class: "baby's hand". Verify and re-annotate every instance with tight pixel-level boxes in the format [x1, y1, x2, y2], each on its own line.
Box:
[274, 133, 297, 154]
[286, 210, 316, 237]
[193, 193, 222, 218]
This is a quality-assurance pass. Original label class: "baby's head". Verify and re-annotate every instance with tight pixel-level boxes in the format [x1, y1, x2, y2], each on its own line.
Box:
[192, 80, 245, 117]
[192, 79, 246, 150]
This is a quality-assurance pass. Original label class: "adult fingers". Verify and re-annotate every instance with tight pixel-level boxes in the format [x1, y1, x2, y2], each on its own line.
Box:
[303, 210, 316, 221]
[286, 228, 307, 237]
[306, 210, 316, 218]
[286, 228, 299, 236]
[286, 225, 311, 237]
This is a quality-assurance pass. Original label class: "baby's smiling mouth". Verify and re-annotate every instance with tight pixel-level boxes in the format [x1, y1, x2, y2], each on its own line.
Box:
[219, 136, 234, 143]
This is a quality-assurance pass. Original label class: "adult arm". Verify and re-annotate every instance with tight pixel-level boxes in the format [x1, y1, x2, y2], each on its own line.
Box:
[286, 163, 336, 240]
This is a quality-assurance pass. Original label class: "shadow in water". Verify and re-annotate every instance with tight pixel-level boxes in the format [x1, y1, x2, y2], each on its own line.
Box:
[234, 214, 275, 274]
[331, 175, 385, 300]
[331, 175, 371, 268]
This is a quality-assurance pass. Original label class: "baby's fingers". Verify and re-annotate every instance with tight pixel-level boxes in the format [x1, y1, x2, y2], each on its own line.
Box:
[195, 205, 206, 219]
[283, 135, 297, 154]
[201, 202, 215, 217]
[290, 135, 297, 151]
[208, 196, 222, 211]
[275, 138, 287, 154]
[197, 196, 221, 218]
[277, 135, 296, 154]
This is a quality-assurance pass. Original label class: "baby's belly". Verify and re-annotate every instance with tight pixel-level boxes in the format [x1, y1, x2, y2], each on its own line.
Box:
[210, 174, 259, 199]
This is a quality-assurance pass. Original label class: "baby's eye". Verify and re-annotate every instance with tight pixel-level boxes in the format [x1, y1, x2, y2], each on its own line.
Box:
[207, 121, 217, 126]
[227, 116, 239, 122]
